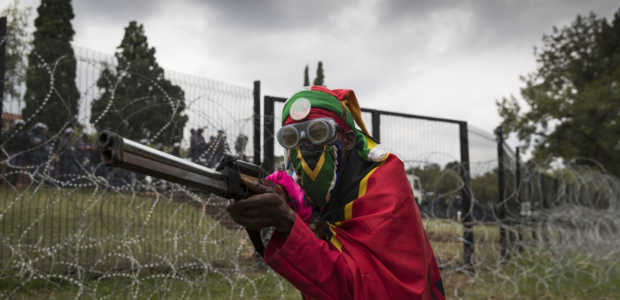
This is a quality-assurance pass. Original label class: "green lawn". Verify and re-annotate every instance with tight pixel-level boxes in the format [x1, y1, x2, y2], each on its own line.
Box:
[1, 186, 247, 271]
[424, 219, 620, 299]
[1, 186, 618, 299]
[0, 269, 301, 299]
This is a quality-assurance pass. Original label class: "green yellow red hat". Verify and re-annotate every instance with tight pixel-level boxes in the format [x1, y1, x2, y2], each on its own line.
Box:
[282, 86, 387, 162]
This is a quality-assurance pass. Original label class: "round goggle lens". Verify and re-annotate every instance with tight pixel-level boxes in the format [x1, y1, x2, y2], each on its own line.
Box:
[279, 127, 299, 148]
[308, 120, 330, 144]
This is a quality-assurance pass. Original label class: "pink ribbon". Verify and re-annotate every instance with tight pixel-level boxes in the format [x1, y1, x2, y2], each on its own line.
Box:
[265, 170, 312, 222]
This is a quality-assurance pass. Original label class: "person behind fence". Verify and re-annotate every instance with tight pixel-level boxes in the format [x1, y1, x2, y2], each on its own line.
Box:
[234, 133, 249, 161]
[227, 86, 445, 300]
[30, 122, 51, 169]
[56, 127, 76, 180]
[206, 129, 230, 168]
[189, 128, 198, 162]
[75, 133, 94, 174]
[196, 128, 207, 161]
[5, 120, 31, 185]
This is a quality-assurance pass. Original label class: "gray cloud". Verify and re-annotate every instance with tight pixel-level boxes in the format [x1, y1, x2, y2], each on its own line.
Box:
[192, 0, 358, 31]
[57, 0, 620, 57]
[14, 0, 620, 138]
[72, 0, 164, 24]
[375, 0, 620, 52]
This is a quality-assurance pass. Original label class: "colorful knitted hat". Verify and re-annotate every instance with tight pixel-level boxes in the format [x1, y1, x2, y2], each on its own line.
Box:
[282, 86, 387, 162]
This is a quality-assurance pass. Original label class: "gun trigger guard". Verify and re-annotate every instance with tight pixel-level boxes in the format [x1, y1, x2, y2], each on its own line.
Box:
[220, 163, 243, 199]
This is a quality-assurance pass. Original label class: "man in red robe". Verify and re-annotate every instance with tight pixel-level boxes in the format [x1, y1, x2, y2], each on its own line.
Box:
[228, 86, 445, 300]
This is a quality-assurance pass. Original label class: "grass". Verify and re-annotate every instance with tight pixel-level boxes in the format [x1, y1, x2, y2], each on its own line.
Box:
[0, 269, 301, 299]
[423, 218, 503, 267]
[442, 250, 620, 299]
[1, 186, 618, 299]
[423, 219, 620, 299]
[1, 185, 248, 270]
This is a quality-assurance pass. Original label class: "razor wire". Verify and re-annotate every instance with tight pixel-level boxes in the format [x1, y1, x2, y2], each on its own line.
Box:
[1, 44, 295, 299]
[0, 42, 619, 299]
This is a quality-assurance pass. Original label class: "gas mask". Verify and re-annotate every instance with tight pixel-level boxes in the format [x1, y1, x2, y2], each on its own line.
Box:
[278, 118, 343, 206]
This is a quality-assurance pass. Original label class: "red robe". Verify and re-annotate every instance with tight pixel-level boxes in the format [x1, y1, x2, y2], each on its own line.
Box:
[265, 154, 445, 300]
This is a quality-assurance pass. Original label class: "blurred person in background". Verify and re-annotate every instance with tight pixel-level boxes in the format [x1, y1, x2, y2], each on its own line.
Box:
[30, 122, 51, 173]
[4, 120, 30, 186]
[56, 127, 76, 181]
[75, 133, 95, 174]
[234, 133, 249, 161]
[206, 129, 230, 168]
[227, 86, 444, 300]
[196, 128, 207, 158]
[189, 128, 197, 161]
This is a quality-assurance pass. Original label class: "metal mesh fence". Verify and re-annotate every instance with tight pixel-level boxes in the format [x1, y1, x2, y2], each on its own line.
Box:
[1, 34, 619, 298]
[1, 40, 295, 299]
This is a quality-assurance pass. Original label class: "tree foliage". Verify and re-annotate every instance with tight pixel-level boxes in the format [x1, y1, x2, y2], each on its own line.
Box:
[313, 61, 324, 86]
[1, 0, 31, 102]
[496, 9, 620, 176]
[22, 0, 79, 133]
[408, 162, 499, 206]
[408, 162, 461, 200]
[470, 169, 498, 206]
[303, 64, 309, 86]
[90, 21, 187, 145]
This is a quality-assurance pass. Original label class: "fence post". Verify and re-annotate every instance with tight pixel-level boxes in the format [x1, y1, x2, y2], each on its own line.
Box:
[459, 122, 474, 273]
[540, 174, 549, 243]
[515, 146, 524, 253]
[253, 80, 261, 166]
[0, 17, 6, 138]
[263, 96, 275, 172]
[496, 127, 508, 261]
[526, 171, 540, 241]
[371, 111, 381, 143]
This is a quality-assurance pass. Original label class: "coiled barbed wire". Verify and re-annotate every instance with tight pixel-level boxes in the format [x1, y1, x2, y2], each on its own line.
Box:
[1, 45, 618, 299]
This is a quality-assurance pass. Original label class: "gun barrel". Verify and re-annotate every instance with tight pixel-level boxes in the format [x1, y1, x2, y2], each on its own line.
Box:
[98, 130, 229, 194]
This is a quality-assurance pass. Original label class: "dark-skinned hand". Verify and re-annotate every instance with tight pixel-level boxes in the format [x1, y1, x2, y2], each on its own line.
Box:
[227, 180, 296, 235]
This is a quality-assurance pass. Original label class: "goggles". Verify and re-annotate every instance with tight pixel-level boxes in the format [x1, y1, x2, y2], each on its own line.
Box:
[277, 118, 339, 149]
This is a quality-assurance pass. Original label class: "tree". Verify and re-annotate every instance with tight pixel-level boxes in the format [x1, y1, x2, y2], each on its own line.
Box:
[496, 9, 620, 176]
[22, 0, 79, 134]
[1, 0, 31, 103]
[470, 169, 498, 207]
[313, 61, 324, 86]
[90, 21, 188, 145]
[303, 64, 309, 86]
[408, 162, 461, 198]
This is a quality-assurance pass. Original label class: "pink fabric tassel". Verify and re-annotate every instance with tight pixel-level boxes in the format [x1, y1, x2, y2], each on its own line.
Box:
[265, 170, 312, 222]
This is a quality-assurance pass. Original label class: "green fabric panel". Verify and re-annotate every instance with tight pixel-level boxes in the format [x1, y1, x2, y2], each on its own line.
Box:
[354, 131, 371, 159]
[289, 146, 338, 204]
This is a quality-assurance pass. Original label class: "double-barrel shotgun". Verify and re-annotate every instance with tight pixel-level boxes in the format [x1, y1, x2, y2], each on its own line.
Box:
[97, 130, 267, 256]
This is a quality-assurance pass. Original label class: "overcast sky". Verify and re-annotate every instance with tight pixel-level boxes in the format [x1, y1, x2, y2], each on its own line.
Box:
[16, 0, 620, 139]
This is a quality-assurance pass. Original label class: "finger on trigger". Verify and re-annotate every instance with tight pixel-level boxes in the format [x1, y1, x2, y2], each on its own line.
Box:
[243, 179, 273, 194]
